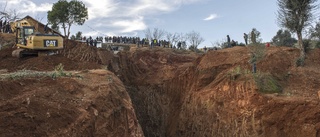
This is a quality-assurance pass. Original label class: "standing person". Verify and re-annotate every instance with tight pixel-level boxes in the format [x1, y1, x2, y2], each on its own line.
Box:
[177, 42, 181, 49]
[3, 20, 6, 33]
[86, 38, 89, 46]
[5, 22, 10, 33]
[94, 39, 97, 47]
[0, 19, 2, 33]
[204, 46, 207, 53]
[231, 40, 236, 47]
[90, 38, 93, 46]
[251, 30, 256, 44]
[227, 35, 231, 48]
[243, 33, 248, 45]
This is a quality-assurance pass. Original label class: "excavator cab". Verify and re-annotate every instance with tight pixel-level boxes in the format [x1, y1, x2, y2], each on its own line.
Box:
[16, 26, 35, 46]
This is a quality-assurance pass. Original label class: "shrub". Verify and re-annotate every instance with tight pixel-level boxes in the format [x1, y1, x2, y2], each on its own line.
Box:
[228, 66, 250, 80]
[315, 41, 320, 48]
[253, 73, 282, 93]
[295, 56, 305, 67]
[248, 44, 266, 64]
[303, 39, 312, 52]
[52, 63, 72, 79]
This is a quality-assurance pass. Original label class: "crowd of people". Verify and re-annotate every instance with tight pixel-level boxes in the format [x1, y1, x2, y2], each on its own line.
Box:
[79, 35, 178, 49]
[0, 19, 12, 33]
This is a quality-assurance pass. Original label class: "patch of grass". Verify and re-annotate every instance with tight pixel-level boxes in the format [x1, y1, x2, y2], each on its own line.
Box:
[253, 72, 282, 93]
[227, 66, 250, 81]
[0, 69, 50, 80]
[0, 64, 76, 80]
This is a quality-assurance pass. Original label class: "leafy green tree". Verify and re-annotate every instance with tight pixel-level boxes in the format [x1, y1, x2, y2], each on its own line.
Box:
[51, 22, 61, 34]
[309, 20, 320, 40]
[272, 29, 297, 47]
[48, 0, 88, 38]
[75, 31, 82, 40]
[70, 35, 76, 40]
[277, 0, 317, 65]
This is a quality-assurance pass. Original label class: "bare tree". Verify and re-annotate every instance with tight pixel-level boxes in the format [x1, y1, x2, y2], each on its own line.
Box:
[7, 9, 21, 21]
[277, 0, 317, 65]
[0, 1, 21, 21]
[186, 30, 205, 49]
[166, 32, 173, 47]
[166, 32, 180, 47]
[144, 28, 166, 41]
[0, 1, 9, 20]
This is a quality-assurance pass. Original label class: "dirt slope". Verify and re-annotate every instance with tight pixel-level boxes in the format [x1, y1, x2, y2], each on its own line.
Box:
[0, 70, 144, 137]
[113, 46, 320, 137]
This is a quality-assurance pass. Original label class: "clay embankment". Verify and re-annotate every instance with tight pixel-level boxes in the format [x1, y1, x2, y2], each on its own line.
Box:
[114, 46, 320, 137]
[0, 36, 143, 136]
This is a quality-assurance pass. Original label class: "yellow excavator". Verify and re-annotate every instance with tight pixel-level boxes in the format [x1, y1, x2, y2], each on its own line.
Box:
[11, 17, 63, 58]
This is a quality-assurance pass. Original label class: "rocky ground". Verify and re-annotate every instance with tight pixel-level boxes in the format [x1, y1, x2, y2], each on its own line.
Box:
[1, 33, 320, 137]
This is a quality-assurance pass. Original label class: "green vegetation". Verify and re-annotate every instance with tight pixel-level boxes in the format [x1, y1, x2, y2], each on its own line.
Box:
[253, 72, 282, 93]
[249, 28, 262, 44]
[295, 56, 305, 67]
[248, 44, 266, 64]
[272, 29, 297, 47]
[48, 0, 88, 38]
[309, 19, 320, 40]
[227, 66, 282, 94]
[0, 64, 79, 80]
[51, 63, 72, 79]
[227, 66, 251, 81]
[0, 70, 50, 80]
[277, 0, 318, 66]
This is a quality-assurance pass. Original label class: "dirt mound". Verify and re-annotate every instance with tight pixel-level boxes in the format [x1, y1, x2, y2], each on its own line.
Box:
[0, 48, 102, 72]
[0, 70, 144, 136]
[0, 33, 15, 49]
[62, 40, 114, 65]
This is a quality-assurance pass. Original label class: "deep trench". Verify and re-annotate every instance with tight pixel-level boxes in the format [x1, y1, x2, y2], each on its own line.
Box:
[108, 51, 196, 137]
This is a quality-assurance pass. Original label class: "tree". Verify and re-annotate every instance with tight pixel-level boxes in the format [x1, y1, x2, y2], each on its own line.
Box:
[166, 32, 181, 47]
[75, 31, 82, 40]
[70, 35, 76, 40]
[144, 28, 166, 41]
[277, 0, 317, 65]
[186, 30, 204, 50]
[0, 1, 21, 21]
[272, 29, 297, 46]
[249, 28, 262, 44]
[51, 22, 61, 34]
[309, 20, 320, 40]
[48, 0, 88, 38]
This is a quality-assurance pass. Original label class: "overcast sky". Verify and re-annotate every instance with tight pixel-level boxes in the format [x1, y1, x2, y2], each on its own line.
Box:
[1, 0, 317, 47]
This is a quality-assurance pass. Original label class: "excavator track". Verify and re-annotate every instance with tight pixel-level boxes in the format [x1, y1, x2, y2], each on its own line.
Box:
[12, 49, 38, 58]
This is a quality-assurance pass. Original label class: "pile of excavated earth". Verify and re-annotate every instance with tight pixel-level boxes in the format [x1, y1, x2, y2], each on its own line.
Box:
[1, 33, 320, 137]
